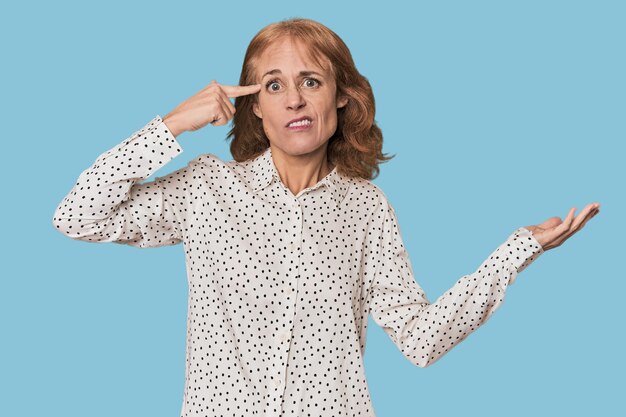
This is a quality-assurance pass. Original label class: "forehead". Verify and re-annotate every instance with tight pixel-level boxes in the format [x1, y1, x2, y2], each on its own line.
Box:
[256, 37, 331, 77]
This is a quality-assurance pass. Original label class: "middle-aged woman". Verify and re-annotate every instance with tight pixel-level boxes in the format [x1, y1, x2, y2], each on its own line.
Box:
[53, 17, 600, 417]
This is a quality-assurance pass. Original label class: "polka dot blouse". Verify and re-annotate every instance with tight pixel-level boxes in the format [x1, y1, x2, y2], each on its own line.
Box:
[52, 115, 544, 417]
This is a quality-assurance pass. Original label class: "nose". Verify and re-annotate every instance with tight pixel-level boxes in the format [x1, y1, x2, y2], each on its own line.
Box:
[285, 84, 306, 110]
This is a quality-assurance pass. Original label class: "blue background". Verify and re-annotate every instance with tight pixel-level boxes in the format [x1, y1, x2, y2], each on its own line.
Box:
[2, 1, 623, 416]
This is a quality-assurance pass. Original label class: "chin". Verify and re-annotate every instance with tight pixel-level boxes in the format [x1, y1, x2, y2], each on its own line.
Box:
[272, 138, 324, 154]
[286, 142, 327, 157]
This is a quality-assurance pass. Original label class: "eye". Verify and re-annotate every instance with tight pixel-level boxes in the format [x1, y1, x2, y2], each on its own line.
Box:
[265, 79, 281, 92]
[303, 78, 321, 88]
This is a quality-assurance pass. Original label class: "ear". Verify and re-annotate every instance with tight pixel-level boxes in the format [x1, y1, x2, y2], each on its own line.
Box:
[336, 95, 349, 109]
[253, 101, 263, 119]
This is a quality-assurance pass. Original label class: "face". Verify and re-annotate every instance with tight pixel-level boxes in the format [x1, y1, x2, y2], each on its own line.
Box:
[252, 37, 348, 159]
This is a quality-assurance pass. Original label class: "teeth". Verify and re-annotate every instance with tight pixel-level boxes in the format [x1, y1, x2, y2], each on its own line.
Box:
[288, 119, 311, 127]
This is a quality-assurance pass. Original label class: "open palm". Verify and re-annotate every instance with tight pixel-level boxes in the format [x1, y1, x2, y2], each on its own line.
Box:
[524, 202, 600, 251]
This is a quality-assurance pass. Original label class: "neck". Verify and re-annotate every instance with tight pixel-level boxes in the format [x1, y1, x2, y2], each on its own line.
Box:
[270, 144, 334, 197]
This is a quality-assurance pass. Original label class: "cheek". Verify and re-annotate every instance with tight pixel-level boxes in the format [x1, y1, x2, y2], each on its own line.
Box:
[314, 93, 338, 112]
[317, 98, 339, 124]
[259, 96, 282, 122]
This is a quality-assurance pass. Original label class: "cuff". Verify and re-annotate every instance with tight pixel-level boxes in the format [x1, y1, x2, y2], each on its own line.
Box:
[506, 227, 544, 285]
[151, 114, 184, 160]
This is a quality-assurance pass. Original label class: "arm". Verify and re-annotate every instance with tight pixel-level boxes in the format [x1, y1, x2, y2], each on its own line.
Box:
[51, 115, 185, 248]
[366, 201, 544, 368]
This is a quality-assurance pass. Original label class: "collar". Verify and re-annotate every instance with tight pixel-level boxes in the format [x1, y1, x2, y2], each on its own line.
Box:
[248, 146, 350, 207]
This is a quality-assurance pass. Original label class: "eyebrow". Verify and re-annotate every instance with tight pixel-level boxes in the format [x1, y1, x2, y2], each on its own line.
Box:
[261, 69, 324, 79]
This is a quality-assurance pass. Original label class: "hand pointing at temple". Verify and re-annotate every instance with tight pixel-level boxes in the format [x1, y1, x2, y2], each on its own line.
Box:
[524, 202, 601, 251]
[163, 80, 262, 137]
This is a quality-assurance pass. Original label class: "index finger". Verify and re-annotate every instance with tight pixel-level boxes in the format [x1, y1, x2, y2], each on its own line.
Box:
[221, 84, 262, 98]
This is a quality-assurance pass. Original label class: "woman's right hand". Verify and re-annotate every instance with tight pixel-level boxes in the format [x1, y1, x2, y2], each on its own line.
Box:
[163, 80, 261, 137]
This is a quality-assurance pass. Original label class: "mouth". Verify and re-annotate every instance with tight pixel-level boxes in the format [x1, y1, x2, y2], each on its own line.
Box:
[286, 116, 313, 131]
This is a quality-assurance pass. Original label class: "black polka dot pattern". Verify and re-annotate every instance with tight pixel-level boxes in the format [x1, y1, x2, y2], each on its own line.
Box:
[366, 203, 543, 370]
[52, 115, 544, 417]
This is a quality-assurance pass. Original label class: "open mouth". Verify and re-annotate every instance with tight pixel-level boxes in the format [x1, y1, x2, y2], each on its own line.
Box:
[286, 117, 313, 130]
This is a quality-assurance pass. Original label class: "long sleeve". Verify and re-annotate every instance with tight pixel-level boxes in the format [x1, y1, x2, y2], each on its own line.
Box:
[366, 201, 544, 368]
[52, 115, 185, 248]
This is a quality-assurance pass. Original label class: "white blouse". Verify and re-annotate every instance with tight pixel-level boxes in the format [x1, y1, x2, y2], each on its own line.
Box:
[52, 115, 544, 417]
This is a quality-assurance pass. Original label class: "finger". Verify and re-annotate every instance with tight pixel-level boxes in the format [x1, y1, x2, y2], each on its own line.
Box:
[556, 206, 601, 248]
[211, 111, 229, 126]
[202, 82, 236, 116]
[202, 79, 219, 91]
[553, 208, 575, 234]
[565, 207, 577, 228]
[223, 95, 236, 118]
[212, 91, 234, 120]
[547, 207, 576, 243]
[218, 92, 236, 121]
[577, 207, 599, 230]
[571, 203, 598, 230]
[209, 112, 224, 126]
[222, 84, 262, 98]
[553, 205, 596, 247]
[208, 101, 230, 126]
[216, 89, 236, 115]
[212, 110, 230, 126]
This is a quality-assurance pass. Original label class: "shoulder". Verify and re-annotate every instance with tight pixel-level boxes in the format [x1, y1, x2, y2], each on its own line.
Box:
[181, 152, 244, 178]
[189, 152, 257, 172]
[183, 152, 264, 192]
[156, 152, 236, 189]
[341, 177, 397, 223]
[187, 152, 229, 169]
[356, 178, 394, 210]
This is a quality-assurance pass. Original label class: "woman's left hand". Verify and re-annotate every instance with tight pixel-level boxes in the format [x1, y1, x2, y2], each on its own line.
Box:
[524, 202, 601, 251]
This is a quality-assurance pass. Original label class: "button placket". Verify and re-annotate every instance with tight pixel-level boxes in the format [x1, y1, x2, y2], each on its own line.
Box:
[279, 197, 299, 393]
[290, 199, 302, 255]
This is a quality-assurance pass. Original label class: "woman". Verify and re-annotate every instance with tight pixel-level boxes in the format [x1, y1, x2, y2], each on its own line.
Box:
[52, 18, 600, 417]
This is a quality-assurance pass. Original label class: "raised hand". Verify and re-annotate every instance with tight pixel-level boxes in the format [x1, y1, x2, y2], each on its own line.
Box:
[163, 80, 261, 137]
[524, 202, 601, 251]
